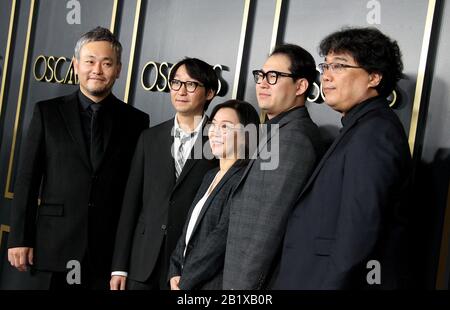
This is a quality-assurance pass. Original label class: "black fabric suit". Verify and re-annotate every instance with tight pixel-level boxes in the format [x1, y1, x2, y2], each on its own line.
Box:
[168, 164, 245, 290]
[275, 96, 412, 289]
[111, 117, 218, 288]
[8, 91, 149, 281]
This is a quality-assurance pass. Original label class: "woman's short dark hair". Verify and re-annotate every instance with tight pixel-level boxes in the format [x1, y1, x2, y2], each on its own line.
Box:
[270, 43, 317, 95]
[170, 57, 219, 111]
[209, 100, 260, 165]
[319, 27, 404, 97]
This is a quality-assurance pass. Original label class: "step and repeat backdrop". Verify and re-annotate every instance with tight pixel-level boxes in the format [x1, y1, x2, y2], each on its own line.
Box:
[0, 0, 448, 289]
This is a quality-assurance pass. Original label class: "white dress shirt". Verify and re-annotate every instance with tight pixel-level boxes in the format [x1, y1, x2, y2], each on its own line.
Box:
[184, 171, 220, 258]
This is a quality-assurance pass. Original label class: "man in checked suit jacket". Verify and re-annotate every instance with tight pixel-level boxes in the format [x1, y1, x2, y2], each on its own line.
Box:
[7, 27, 149, 289]
[275, 28, 412, 289]
[110, 58, 219, 290]
[223, 44, 325, 289]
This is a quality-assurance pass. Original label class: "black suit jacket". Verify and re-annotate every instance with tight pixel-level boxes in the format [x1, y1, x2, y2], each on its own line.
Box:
[8, 91, 149, 276]
[111, 117, 218, 285]
[168, 164, 245, 290]
[275, 96, 412, 289]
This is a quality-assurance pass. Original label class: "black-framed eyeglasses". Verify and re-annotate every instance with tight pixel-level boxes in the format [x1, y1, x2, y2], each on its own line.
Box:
[252, 70, 297, 85]
[169, 79, 204, 92]
[317, 63, 363, 75]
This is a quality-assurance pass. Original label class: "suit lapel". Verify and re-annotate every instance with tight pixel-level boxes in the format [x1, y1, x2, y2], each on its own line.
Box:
[156, 119, 177, 188]
[191, 166, 241, 239]
[233, 107, 308, 192]
[102, 101, 115, 156]
[232, 118, 279, 191]
[183, 169, 217, 236]
[297, 98, 388, 199]
[58, 92, 91, 170]
[173, 117, 210, 192]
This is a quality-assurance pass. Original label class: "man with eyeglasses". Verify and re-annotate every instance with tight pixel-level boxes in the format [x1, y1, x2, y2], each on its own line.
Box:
[223, 44, 325, 289]
[276, 27, 412, 289]
[110, 57, 218, 290]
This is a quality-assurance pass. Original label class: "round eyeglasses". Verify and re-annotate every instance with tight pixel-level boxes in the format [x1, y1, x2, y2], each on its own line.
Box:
[317, 63, 363, 75]
[169, 79, 204, 92]
[208, 122, 241, 134]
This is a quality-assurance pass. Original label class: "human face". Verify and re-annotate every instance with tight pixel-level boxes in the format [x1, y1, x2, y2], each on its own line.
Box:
[74, 41, 121, 102]
[208, 108, 243, 159]
[170, 65, 214, 117]
[256, 54, 308, 119]
[321, 51, 381, 115]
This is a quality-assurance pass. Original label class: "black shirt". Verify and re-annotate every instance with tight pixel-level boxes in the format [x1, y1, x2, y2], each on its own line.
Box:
[78, 90, 114, 152]
[340, 96, 384, 129]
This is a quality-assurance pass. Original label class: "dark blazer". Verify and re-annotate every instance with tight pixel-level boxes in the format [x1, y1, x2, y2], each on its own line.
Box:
[223, 106, 325, 289]
[7, 91, 149, 276]
[111, 117, 218, 285]
[168, 164, 245, 290]
[275, 96, 412, 289]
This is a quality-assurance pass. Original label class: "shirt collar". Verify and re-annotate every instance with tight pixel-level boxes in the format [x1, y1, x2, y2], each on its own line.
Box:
[265, 106, 304, 124]
[78, 90, 114, 111]
[341, 95, 383, 128]
[174, 114, 205, 138]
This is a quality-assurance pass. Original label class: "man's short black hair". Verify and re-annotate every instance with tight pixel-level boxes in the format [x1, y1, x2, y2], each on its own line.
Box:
[319, 27, 404, 97]
[270, 43, 317, 96]
[170, 58, 219, 111]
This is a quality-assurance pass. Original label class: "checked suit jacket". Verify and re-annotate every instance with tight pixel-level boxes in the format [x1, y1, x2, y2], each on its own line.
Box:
[223, 106, 325, 289]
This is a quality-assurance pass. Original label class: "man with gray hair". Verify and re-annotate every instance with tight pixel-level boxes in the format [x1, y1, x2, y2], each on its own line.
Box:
[7, 26, 149, 289]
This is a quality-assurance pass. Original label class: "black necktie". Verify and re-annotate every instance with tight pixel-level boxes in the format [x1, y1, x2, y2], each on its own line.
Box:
[90, 103, 103, 170]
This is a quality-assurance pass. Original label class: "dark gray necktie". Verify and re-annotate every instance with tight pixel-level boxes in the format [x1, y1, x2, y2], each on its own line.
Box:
[90, 103, 103, 170]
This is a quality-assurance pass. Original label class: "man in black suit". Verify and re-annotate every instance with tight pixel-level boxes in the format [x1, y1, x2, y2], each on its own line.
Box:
[276, 27, 412, 289]
[110, 58, 219, 290]
[7, 27, 149, 289]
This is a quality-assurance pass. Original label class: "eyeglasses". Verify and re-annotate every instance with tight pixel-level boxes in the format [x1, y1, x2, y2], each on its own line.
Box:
[169, 79, 204, 92]
[252, 70, 297, 85]
[209, 122, 241, 134]
[317, 63, 363, 74]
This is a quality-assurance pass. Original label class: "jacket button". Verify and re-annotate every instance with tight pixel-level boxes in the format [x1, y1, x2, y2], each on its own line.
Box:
[88, 202, 94, 207]
[161, 224, 166, 230]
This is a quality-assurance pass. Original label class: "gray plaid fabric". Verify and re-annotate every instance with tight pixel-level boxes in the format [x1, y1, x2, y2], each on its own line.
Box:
[174, 128, 196, 178]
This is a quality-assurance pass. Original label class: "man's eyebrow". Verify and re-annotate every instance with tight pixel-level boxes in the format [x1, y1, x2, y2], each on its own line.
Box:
[82, 55, 114, 61]
[325, 56, 349, 63]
